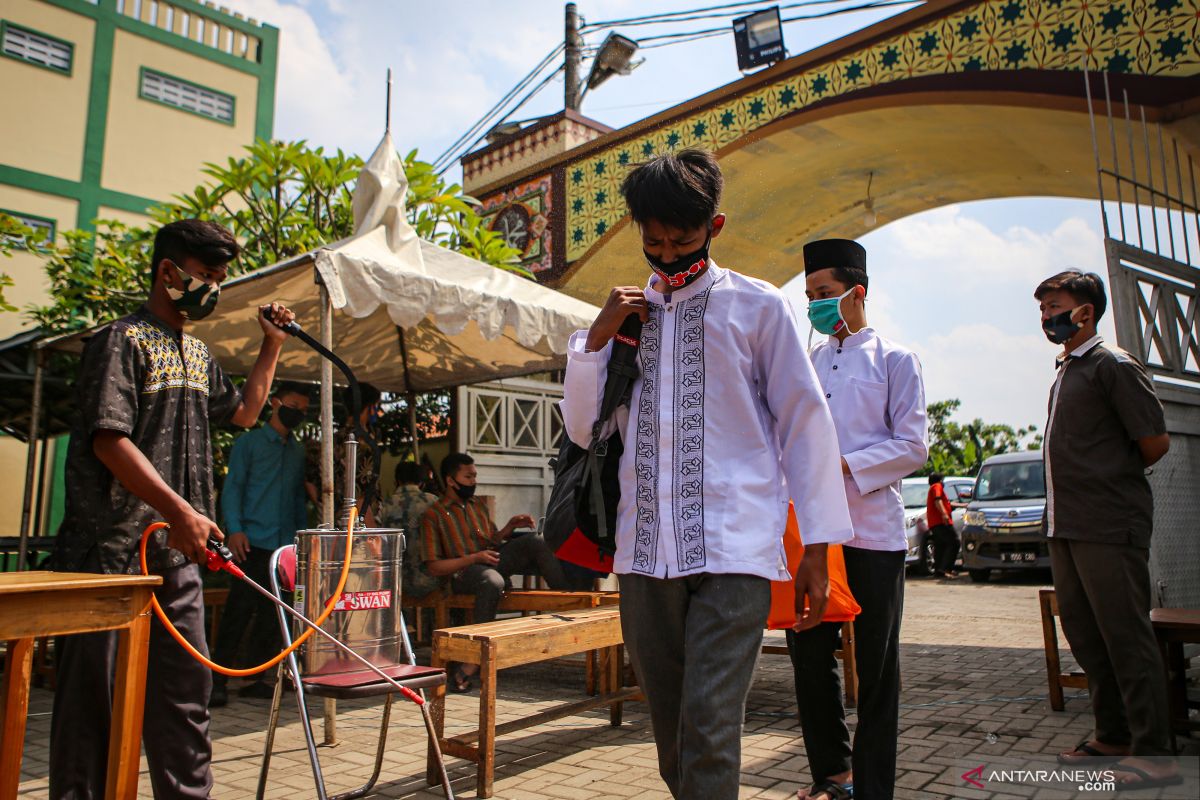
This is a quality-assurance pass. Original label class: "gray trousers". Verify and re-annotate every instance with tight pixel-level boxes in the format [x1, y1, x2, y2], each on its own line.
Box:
[451, 533, 570, 623]
[620, 572, 771, 800]
[1049, 537, 1172, 756]
[50, 563, 214, 799]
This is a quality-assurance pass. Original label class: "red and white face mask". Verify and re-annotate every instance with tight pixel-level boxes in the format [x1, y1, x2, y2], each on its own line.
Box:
[645, 232, 711, 290]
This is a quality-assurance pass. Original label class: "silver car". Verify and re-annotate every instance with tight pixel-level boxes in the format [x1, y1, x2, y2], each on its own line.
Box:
[902, 476, 974, 575]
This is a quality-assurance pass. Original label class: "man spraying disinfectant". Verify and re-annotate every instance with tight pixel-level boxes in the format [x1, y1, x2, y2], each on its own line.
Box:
[48, 220, 296, 799]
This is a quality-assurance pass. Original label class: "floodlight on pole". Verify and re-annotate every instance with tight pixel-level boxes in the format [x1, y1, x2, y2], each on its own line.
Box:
[585, 32, 642, 92]
[484, 121, 524, 144]
[733, 6, 785, 72]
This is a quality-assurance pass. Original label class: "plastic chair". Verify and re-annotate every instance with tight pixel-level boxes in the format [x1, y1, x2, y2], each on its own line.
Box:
[256, 545, 447, 800]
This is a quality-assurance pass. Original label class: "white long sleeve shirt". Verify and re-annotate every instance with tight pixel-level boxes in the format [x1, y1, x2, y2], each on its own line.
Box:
[561, 264, 853, 581]
[809, 327, 929, 551]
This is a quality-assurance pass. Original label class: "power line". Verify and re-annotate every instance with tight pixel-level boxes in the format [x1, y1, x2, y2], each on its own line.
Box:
[633, 1, 920, 45]
[434, 0, 922, 171]
[435, 66, 565, 175]
[433, 44, 563, 170]
[432, 43, 565, 171]
[582, 0, 919, 31]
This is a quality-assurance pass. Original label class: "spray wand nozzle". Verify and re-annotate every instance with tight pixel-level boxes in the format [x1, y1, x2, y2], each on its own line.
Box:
[205, 536, 245, 578]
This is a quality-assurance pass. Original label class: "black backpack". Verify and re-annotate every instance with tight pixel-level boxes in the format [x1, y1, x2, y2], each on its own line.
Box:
[544, 316, 643, 570]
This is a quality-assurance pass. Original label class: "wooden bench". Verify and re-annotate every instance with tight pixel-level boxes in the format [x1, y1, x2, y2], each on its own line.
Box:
[761, 620, 858, 707]
[1150, 607, 1200, 752]
[402, 589, 618, 641]
[1039, 589, 1088, 711]
[203, 587, 229, 644]
[425, 606, 639, 798]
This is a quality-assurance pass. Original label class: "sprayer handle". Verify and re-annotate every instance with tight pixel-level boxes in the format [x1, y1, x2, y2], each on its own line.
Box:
[205, 537, 246, 578]
[260, 305, 303, 336]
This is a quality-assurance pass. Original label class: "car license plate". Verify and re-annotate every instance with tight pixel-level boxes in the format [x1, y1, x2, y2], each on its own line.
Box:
[1001, 552, 1037, 563]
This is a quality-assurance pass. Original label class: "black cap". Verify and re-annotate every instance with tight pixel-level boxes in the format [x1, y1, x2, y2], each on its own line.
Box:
[803, 239, 866, 275]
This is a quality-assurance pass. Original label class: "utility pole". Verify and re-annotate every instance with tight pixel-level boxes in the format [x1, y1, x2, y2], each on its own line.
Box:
[564, 2, 582, 110]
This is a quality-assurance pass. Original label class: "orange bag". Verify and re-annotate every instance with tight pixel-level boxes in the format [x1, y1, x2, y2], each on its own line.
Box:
[767, 502, 861, 630]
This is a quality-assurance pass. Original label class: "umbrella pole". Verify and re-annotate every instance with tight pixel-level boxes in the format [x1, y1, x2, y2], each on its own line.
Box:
[319, 283, 335, 528]
[17, 348, 45, 572]
[407, 392, 421, 462]
[317, 280, 340, 745]
[396, 327, 421, 462]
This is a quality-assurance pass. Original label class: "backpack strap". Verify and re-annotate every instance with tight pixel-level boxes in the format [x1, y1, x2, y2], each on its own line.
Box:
[582, 315, 644, 542]
[589, 315, 644, 446]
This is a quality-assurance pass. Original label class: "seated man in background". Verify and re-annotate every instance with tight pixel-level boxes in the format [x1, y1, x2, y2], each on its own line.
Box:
[421, 452, 572, 691]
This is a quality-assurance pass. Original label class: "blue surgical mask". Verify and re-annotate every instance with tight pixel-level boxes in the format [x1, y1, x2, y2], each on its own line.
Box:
[807, 288, 855, 336]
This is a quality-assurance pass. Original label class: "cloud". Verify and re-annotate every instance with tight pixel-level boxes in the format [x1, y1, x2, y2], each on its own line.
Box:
[871, 204, 1106, 291]
[918, 323, 1053, 431]
[229, 1, 568, 160]
[230, 0, 359, 148]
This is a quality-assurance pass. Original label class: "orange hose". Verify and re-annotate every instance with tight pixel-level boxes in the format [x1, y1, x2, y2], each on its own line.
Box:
[139, 508, 357, 677]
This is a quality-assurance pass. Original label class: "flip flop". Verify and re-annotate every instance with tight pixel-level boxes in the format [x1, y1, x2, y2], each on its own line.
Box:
[802, 780, 853, 800]
[1111, 762, 1184, 792]
[1057, 740, 1126, 764]
[449, 663, 474, 694]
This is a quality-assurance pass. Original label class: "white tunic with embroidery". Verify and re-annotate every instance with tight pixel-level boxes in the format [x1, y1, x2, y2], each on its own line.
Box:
[561, 264, 853, 581]
[809, 328, 929, 552]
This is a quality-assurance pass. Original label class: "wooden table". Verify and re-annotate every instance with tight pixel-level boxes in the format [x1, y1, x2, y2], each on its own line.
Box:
[426, 606, 639, 798]
[1149, 607, 1200, 752]
[0, 572, 161, 800]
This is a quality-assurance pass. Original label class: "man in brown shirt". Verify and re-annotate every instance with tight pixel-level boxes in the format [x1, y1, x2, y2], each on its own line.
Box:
[1036, 270, 1178, 790]
[421, 452, 573, 690]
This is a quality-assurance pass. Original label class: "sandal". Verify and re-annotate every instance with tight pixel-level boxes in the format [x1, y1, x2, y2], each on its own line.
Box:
[802, 780, 853, 800]
[1111, 762, 1183, 791]
[1057, 740, 1126, 765]
[449, 663, 474, 693]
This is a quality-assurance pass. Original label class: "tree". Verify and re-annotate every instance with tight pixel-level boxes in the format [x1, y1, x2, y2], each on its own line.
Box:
[920, 398, 1042, 477]
[8, 140, 522, 473]
[0, 212, 53, 313]
[22, 138, 524, 334]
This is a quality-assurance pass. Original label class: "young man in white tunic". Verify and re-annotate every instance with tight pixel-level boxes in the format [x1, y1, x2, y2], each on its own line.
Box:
[787, 239, 929, 800]
[561, 149, 854, 800]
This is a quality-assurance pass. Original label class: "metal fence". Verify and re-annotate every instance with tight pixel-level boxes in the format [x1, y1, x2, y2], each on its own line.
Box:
[1087, 70, 1200, 609]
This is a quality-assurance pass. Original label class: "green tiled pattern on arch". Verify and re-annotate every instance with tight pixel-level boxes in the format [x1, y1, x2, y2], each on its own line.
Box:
[564, 0, 1200, 261]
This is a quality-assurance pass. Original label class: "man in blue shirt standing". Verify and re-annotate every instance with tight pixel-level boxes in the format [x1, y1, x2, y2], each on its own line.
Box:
[210, 381, 311, 706]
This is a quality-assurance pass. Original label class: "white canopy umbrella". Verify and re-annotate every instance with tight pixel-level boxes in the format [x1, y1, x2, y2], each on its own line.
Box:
[40, 131, 599, 528]
[188, 131, 598, 391]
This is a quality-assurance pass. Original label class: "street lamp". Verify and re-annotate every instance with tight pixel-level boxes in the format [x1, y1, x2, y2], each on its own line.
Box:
[585, 32, 642, 92]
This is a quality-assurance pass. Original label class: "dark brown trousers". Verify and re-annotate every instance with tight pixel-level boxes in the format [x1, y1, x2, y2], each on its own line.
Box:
[1049, 537, 1172, 756]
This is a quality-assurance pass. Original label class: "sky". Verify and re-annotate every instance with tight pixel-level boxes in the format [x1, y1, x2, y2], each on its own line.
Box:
[226, 0, 1121, 433]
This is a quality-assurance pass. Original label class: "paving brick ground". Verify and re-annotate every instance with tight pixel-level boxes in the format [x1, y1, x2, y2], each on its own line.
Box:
[14, 572, 1199, 799]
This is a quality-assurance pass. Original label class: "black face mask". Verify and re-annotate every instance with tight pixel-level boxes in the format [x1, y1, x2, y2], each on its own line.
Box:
[1043, 306, 1087, 345]
[453, 482, 477, 501]
[277, 405, 307, 430]
[644, 232, 711, 290]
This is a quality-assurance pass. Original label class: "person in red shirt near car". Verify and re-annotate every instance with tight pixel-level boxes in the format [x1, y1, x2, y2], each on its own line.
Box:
[925, 473, 958, 577]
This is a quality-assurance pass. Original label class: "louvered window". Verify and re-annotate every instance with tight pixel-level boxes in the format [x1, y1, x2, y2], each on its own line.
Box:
[140, 69, 234, 123]
[2, 23, 72, 73]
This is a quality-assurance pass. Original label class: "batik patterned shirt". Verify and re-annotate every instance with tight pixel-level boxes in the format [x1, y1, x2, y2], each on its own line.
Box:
[53, 307, 241, 574]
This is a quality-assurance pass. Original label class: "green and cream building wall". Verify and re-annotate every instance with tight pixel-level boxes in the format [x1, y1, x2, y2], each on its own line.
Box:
[1, 0, 277, 337]
[0, 0, 277, 539]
